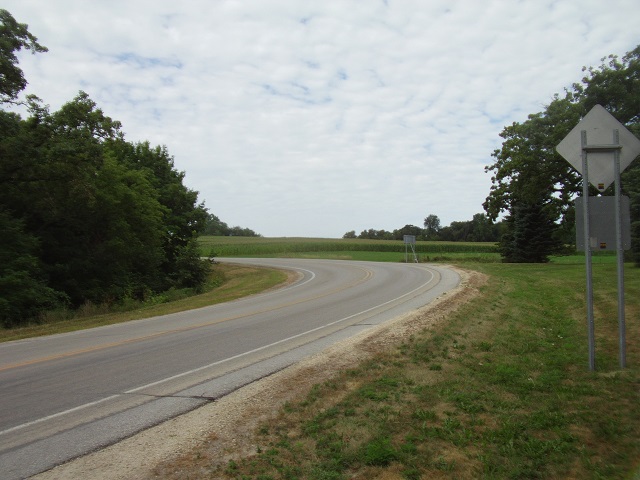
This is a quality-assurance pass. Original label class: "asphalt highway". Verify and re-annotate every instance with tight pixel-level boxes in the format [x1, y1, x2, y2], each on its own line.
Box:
[0, 258, 460, 479]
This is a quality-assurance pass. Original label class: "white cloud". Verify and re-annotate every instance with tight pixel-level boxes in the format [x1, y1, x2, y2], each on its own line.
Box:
[4, 0, 640, 237]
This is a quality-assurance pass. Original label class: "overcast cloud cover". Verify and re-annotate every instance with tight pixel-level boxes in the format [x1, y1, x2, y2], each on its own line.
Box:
[4, 1, 640, 237]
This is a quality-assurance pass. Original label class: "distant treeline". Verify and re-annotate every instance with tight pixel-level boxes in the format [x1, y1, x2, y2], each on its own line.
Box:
[202, 214, 261, 237]
[343, 213, 506, 243]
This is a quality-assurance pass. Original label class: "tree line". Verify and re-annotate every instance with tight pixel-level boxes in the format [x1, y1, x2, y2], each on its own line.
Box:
[343, 213, 505, 242]
[202, 214, 261, 237]
[1, 10, 212, 326]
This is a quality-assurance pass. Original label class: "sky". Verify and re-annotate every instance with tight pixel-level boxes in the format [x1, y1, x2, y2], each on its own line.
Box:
[4, 1, 640, 238]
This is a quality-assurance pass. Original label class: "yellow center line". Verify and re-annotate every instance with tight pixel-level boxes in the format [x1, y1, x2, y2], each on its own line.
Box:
[0, 266, 374, 373]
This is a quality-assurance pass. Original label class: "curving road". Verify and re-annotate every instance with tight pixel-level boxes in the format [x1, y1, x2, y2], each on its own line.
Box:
[0, 259, 460, 479]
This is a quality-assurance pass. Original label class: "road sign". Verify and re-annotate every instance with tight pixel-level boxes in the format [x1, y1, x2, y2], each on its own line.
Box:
[575, 196, 631, 251]
[556, 104, 640, 191]
[556, 104, 639, 371]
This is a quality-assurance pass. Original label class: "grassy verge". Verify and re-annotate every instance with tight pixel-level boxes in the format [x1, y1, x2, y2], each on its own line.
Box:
[199, 261, 640, 479]
[0, 263, 288, 343]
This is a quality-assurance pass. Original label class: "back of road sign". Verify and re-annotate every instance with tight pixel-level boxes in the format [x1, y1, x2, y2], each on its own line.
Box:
[556, 104, 640, 191]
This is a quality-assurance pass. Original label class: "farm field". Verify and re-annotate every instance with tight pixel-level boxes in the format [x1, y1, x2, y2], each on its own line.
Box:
[198, 235, 621, 265]
[198, 235, 501, 262]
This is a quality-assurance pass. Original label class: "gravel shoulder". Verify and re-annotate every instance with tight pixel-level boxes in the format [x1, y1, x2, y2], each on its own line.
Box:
[33, 266, 485, 480]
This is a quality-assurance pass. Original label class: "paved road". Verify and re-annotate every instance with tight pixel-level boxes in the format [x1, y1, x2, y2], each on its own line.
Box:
[0, 259, 459, 479]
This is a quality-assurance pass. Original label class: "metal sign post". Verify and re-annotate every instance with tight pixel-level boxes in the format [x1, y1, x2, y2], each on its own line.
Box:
[613, 130, 626, 368]
[557, 105, 640, 371]
[580, 130, 596, 371]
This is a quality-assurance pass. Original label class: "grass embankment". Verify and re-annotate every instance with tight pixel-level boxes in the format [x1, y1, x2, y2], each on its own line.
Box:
[0, 263, 287, 343]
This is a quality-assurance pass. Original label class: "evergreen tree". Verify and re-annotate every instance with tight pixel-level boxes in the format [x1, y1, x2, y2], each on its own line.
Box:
[499, 199, 563, 263]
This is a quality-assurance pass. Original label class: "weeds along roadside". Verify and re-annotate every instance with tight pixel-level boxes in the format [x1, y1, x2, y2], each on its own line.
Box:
[191, 261, 640, 480]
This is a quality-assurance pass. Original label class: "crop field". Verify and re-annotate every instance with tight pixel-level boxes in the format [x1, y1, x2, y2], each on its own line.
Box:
[198, 235, 501, 262]
[197, 235, 621, 265]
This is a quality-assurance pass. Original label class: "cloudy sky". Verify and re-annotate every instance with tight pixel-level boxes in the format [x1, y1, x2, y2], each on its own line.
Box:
[4, 1, 640, 237]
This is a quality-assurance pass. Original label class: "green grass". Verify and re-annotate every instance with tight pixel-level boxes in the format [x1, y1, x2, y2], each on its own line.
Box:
[180, 260, 640, 480]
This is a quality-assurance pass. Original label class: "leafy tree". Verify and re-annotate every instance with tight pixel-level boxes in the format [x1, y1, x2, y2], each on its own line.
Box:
[393, 224, 423, 241]
[202, 214, 260, 237]
[438, 213, 502, 242]
[485, 45, 640, 263]
[10, 93, 132, 304]
[0, 10, 212, 322]
[468, 213, 501, 242]
[1, 91, 210, 320]
[358, 228, 393, 240]
[0, 9, 48, 104]
[204, 213, 230, 235]
[0, 211, 62, 326]
[423, 214, 441, 240]
[342, 230, 357, 239]
[577, 47, 640, 265]
[228, 226, 260, 237]
[108, 140, 208, 289]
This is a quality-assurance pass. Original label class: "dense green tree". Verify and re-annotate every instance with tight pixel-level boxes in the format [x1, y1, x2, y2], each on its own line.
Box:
[228, 226, 260, 237]
[9, 93, 133, 304]
[423, 214, 441, 240]
[1, 92, 210, 319]
[202, 213, 260, 237]
[468, 213, 501, 242]
[485, 45, 640, 263]
[204, 213, 230, 236]
[393, 224, 423, 241]
[0, 9, 48, 104]
[358, 228, 393, 240]
[498, 198, 564, 263]
[107, 140, 209, 288]
[436, 214, 502, 242]
[0, 9, 211, 322]
[0, 211, 62, 326]
[579, 47, 640, 265]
